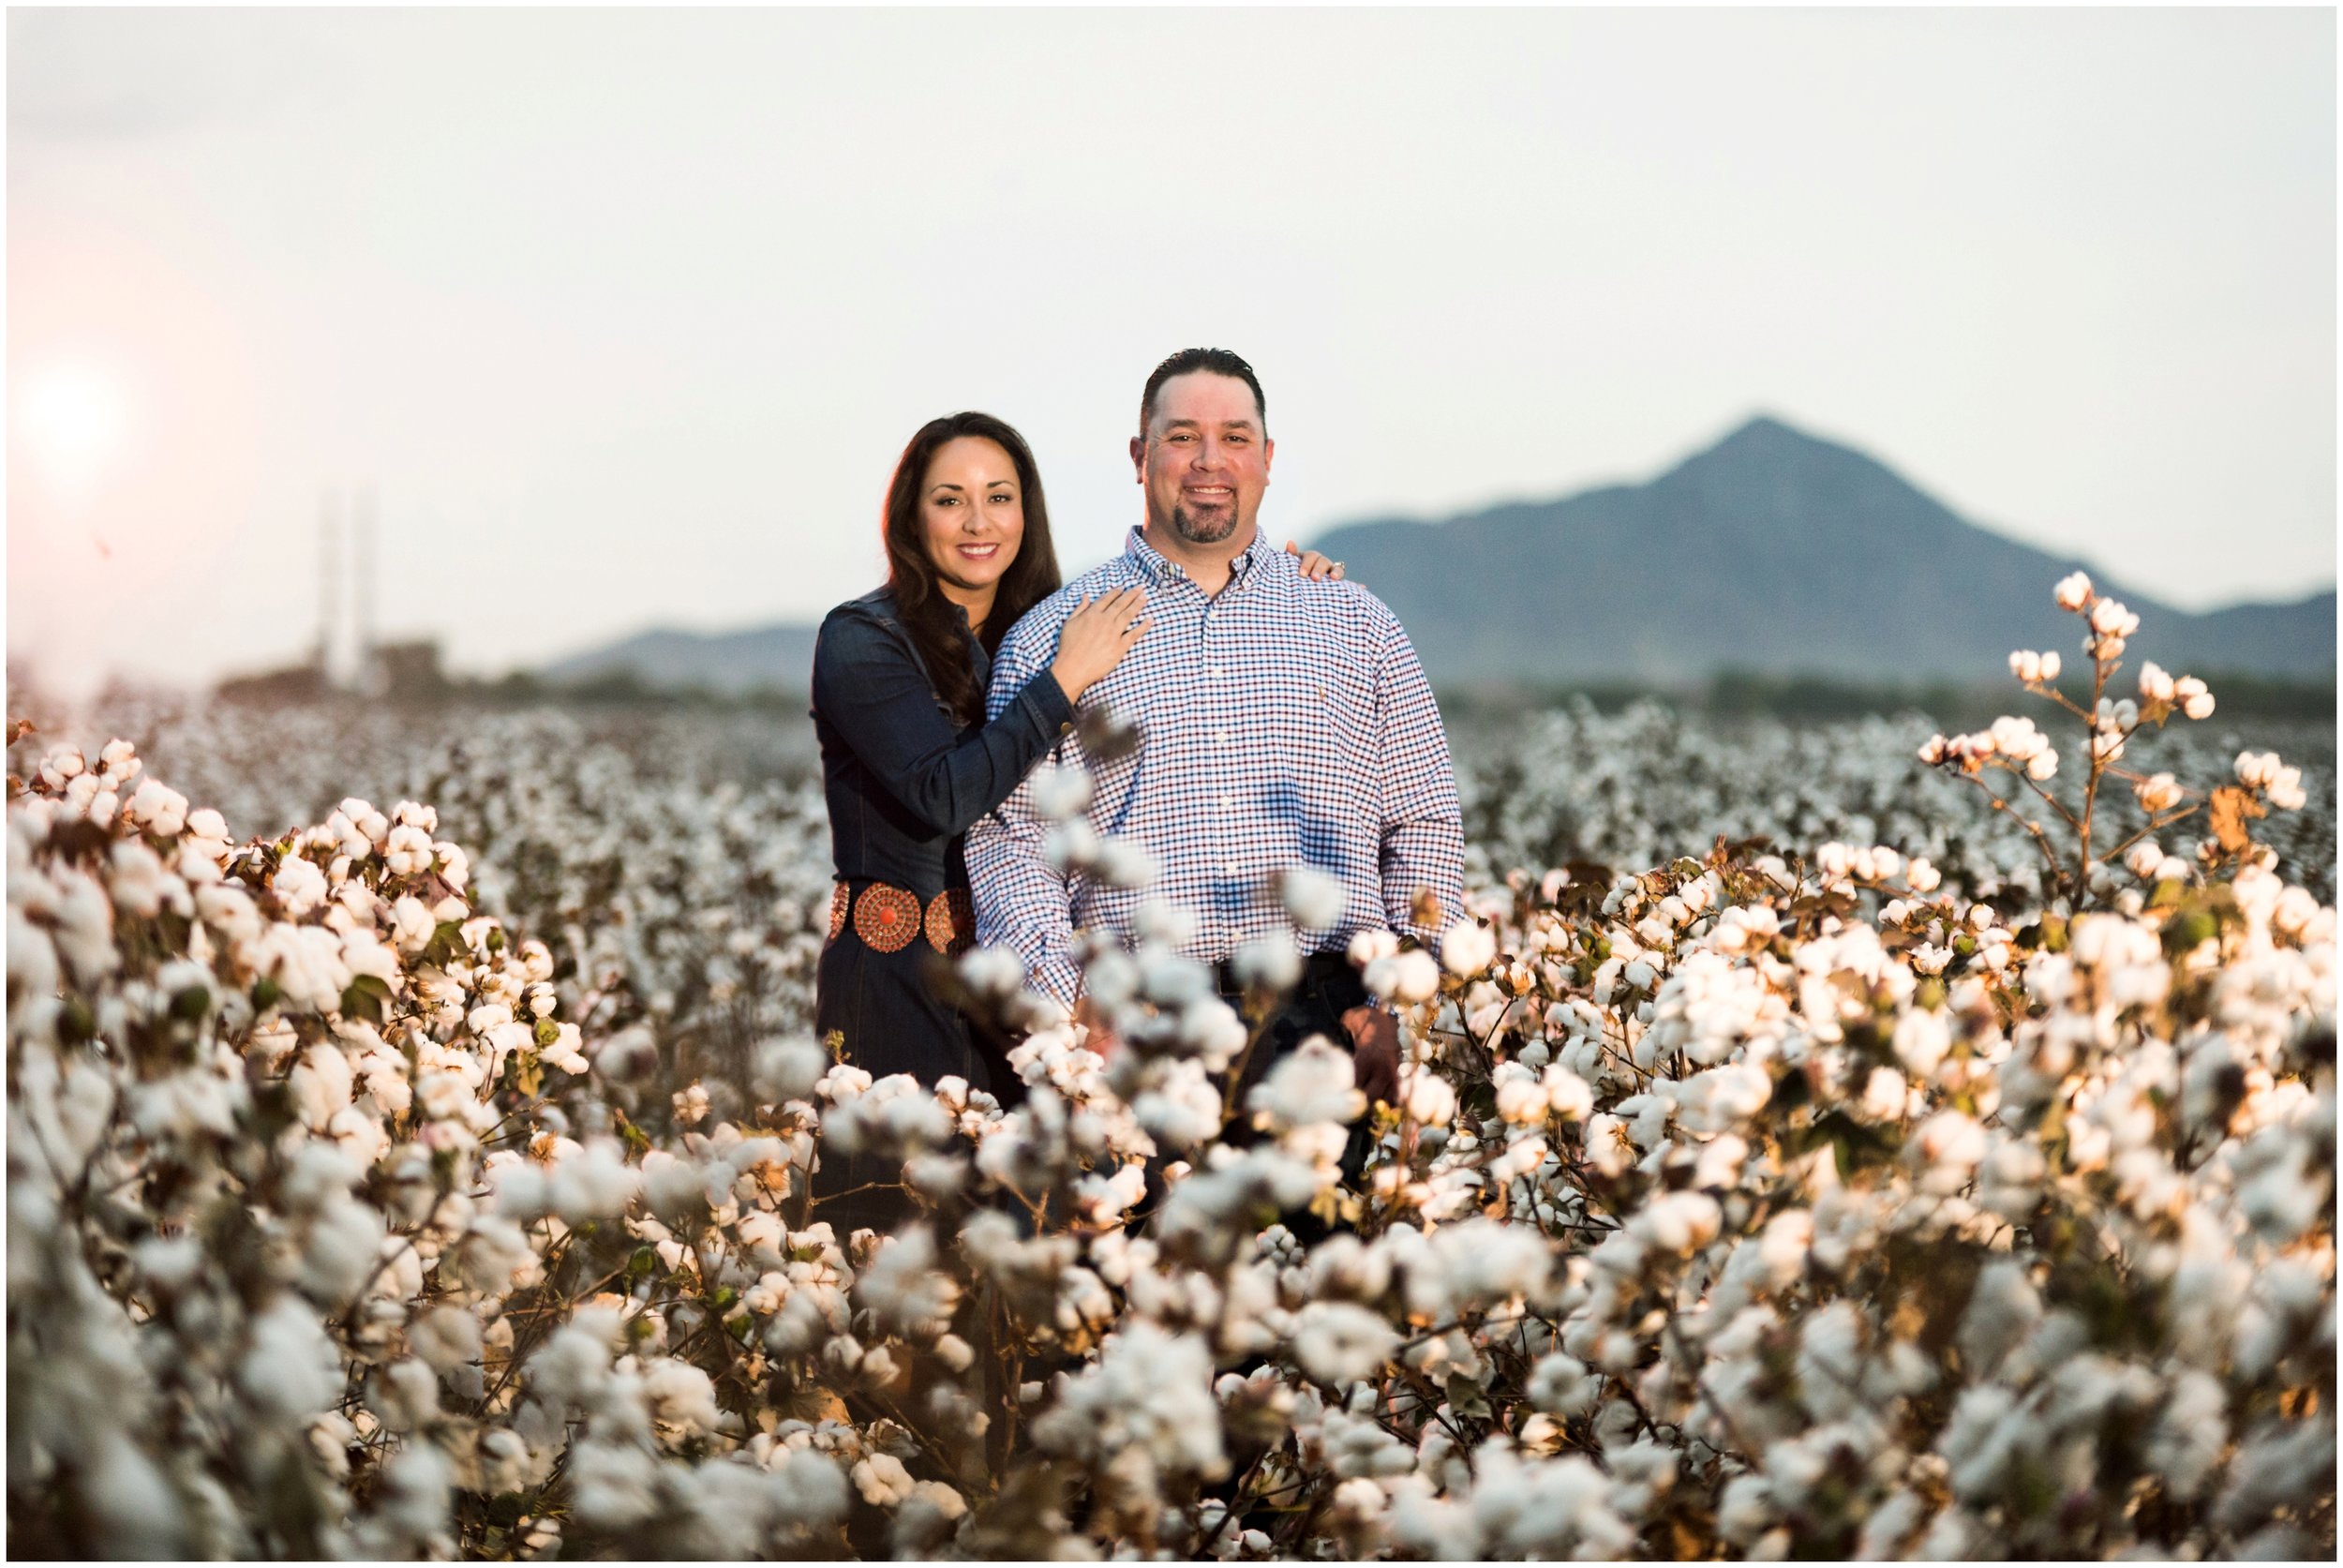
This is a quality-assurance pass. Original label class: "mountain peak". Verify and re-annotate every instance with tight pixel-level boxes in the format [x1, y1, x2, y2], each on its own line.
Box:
[1698, 412, 1865, 468]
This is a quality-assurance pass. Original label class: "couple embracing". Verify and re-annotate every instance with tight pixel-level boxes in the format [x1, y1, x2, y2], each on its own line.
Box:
[809, 348, 1463, 1232]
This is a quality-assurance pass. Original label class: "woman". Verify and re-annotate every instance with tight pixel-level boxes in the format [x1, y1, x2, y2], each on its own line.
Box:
[809, 411, 1342, 1227]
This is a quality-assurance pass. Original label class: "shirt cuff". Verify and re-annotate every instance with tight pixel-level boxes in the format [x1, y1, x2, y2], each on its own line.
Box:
[1021, 669, 1076, 737]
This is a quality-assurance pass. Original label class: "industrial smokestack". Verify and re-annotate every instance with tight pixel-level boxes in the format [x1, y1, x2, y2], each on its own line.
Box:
[354, 483, 380, 695]
[317, 488, 342, 686]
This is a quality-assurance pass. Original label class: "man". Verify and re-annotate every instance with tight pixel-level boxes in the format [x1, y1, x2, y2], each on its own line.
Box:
[966, 347, 1463, 1126]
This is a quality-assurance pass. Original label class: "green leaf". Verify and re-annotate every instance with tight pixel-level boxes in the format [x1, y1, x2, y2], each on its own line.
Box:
[424, 920, 466, 966]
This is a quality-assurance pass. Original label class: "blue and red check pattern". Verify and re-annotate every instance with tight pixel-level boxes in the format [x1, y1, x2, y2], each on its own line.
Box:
[967, 528, 1464, 1008]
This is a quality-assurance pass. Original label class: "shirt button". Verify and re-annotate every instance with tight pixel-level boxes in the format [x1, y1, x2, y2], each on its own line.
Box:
[1219, 795, 1233, 808]
[1215, 730, 1229, 743]
[1223, 862, 1238, 876]
[1209, 666, 1226, 679]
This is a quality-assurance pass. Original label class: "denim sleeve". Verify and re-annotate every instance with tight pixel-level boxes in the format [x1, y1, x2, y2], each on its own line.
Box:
[812, 607, 1074, 841]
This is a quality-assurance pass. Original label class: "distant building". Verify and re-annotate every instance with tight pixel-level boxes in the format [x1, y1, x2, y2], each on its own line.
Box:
[372, 639, 448, 702]
[215, 656, 332, 707]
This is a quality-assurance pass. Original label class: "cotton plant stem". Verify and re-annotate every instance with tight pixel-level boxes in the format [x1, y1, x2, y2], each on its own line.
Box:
[2099, 805, 2204, 870]
[2010, 763, 2082, 834]
[2077, 648, 2113, 890]
[1964, 776, 2067, 890]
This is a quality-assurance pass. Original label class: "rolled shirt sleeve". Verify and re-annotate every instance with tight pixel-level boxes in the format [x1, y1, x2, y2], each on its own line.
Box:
[1371, 615, 1466, 944]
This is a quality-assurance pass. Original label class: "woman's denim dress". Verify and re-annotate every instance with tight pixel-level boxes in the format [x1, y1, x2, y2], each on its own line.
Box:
[809, 589, 1071, 1225]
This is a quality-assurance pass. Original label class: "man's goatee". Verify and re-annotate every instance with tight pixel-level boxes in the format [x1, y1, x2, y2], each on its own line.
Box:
[1171, 505, 1238, 545]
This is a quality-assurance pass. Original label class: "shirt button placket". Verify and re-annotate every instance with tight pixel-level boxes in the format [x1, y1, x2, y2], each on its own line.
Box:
[1199, 590, 1230, 954]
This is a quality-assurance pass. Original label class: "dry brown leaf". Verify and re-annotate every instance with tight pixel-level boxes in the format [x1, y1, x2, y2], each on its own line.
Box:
[2207, 784, 2267, 854]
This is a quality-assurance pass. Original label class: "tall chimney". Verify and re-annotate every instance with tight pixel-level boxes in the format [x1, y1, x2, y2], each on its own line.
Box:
[353, 483, 379, 694]
[317, 488, 342, 685]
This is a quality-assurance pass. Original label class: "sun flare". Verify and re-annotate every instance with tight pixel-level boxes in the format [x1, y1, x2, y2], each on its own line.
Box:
[15, 361, 135, 504]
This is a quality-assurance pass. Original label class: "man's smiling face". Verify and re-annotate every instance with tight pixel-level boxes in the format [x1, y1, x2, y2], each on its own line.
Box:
[1133, 370, 1273, 548]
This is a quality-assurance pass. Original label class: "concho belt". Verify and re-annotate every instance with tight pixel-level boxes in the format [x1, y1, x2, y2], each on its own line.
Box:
[828, 880, 974, 958]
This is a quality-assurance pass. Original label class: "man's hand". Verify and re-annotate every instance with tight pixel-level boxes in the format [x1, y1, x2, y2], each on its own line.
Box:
[1341, 1004, 1400, 1107]
[1074, 994, 1124, 1068]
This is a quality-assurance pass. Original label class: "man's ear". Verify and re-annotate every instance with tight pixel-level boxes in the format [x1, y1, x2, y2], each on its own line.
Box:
[1262, 435, 1275, 482]
[1129, 434, 1145, 480]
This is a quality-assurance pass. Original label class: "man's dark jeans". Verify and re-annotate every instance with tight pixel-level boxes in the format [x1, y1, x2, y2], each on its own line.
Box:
[1210, 950, 1378, 1241]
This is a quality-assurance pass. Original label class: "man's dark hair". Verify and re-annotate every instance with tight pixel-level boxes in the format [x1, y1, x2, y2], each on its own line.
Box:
[1139, 348, 1266, 438]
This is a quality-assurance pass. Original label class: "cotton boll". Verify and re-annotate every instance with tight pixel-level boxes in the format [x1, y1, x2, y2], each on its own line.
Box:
[271, 855, 330, 918]
[1176, 996, 1249, 1072]
[1401, 1067, 1457, 1127]
[853, 1452, 917, 1507]
[1141, 948, 1213, 1008]
[409, 1303, 484, 1374]
[1442, 921, 1497, 978]
[1028, 764, 1092, 821]
[1386, 950, 1441, 1005]
[1093, 835, 1157, 889]
[751, 1036, 830, 1103]
[1231, 932, 1303, 993]
[855, 1226, 961, 1337]
[1134, 1063, 1227, 1150]
[1248, 1038, 1364, 1131]
[79, 1433, 186, 1559]
[1293, 1293, 1396, 1378]
[566, 1439, 659, 1530]
[238, 1294, 343, 1421]
[298, 1196, 389, 1307]
[1526, 1352, 1600, 1416]
[369, 1357, 441, 1433]
[1276, 866, 1348, 931]
[956, 944, 1025, 1000]
[642, 1357, 722, 1440]
[290, 1044, 356, 1132]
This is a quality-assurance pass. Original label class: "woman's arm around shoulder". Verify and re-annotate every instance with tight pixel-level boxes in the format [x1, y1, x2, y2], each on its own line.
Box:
[812, 599, 1077, 840]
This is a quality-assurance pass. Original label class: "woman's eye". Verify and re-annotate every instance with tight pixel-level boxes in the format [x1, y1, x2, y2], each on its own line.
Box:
[989, 493, 1013, 505]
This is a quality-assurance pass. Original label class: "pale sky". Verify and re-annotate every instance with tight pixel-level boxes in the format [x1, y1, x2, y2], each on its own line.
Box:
[8, 7, 2335, 694]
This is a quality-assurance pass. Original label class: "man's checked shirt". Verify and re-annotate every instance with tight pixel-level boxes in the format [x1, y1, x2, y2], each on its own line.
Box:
[966, 528, 1464, 1008]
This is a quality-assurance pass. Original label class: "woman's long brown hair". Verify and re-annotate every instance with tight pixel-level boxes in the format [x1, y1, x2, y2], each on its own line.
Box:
[882, 412, 1063, 726]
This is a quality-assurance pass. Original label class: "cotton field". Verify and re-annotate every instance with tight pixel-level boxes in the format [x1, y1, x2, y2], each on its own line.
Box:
[7, 580, 2336, 1560]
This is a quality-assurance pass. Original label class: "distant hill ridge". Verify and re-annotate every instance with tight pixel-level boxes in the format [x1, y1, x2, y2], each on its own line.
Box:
[542, 416, 2335, 693]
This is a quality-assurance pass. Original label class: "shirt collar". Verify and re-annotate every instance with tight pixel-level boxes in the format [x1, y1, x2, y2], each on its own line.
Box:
[1123, 527, 1266, 588]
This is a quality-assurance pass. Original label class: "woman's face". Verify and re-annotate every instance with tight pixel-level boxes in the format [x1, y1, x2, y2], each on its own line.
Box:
[920, 435, 1024, 602]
